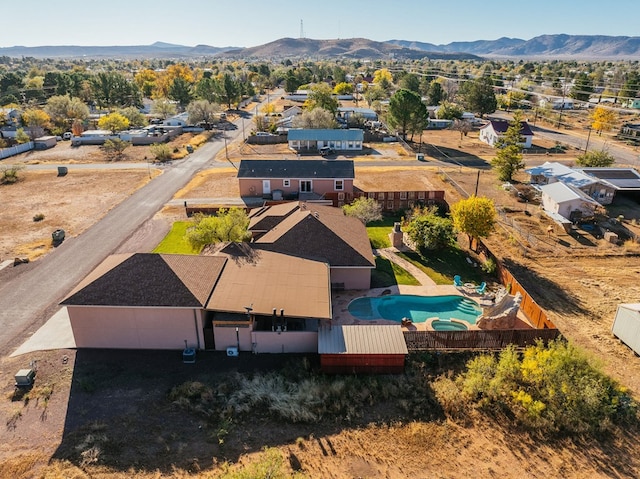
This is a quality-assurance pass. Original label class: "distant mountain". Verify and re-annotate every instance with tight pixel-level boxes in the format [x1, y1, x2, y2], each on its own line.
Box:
[0, 43, 237, 59]
[218, 37, 480, 60]
[388, 34, 640, 58]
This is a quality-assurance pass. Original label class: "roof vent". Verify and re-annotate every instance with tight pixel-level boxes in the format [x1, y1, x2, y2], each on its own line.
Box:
[314, 212, 319, 218]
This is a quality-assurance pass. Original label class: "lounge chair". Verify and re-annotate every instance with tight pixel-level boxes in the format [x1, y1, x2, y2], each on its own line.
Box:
[453, 275, 463, 289]
[475, 282, 487, 295]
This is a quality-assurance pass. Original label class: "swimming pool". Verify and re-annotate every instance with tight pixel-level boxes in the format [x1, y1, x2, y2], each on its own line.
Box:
[431, 319, 469, 331]
[347, 294, 481, 324]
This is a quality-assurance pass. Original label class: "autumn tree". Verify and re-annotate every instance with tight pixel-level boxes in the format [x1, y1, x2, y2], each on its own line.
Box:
[590, 106, 618, 135]
[373, 68, 393, 92]
[575, 149, 615, 167]
[490, 113, 526, 182]
[291, 108, 338, 129]
[187, 99, 221, 125]
[334, 82, 354, 95]
[98, 112, 129, 134]
[450, 196, 497, 251]
[342, 197, 383, 225]
[304, 83, 338, 114]
[186, 208, 251, 250]
[150, 143, 173, 162]
[21, 108, 50, 140]
[134, 69, 157, 98]
[118, 106, 147, 128]
[387, 88, 427, 139]
[151, 98, 177, 119]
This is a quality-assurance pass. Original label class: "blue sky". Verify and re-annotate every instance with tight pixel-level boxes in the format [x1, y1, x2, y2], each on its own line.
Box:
[3, 0, 638, 48]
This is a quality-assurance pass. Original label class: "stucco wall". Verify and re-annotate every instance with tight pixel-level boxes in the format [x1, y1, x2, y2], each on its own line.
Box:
[239, 178, 353, 197]
[68, 306, 203, 349]
[330, 267, 372, 290]
[213, 324, 253, 351]
[251, 331, 318, 353]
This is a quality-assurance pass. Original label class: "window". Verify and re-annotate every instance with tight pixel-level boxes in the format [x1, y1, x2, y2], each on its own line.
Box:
[368, 192, 375, 199]
[387, 201, 394, 210]
[334, 180, 344, 191]
[379, 192, 385, 199]
[338, 192, 345, 200]
[283, 179, 290, 187]
[300, 180, 312, 192]
[418, 192, 425, 199]
[400, 192, 407, 200]
[408, 191, 415, 199]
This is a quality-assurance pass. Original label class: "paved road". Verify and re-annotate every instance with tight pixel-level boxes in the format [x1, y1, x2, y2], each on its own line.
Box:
[0, 113, 248, 353]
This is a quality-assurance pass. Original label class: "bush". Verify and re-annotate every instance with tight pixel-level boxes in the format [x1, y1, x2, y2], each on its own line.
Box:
[481, 257, 496, 274]
[1, 164, 25, 184]
[33, 213, 45, 222]
[149, 143, 173, 162]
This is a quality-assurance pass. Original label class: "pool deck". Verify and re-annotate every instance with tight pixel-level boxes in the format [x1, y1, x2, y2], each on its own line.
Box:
[331, 247, 533, 331]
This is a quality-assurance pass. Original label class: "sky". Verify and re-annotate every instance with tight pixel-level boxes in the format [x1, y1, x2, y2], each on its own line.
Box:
[2, 0, 638, 48]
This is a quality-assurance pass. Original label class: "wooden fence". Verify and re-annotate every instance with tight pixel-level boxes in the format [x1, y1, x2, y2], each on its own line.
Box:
[404, 328, 561, 351]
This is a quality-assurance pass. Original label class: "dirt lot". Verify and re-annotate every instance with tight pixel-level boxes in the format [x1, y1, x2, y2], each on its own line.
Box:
[2, 127, 640, 477]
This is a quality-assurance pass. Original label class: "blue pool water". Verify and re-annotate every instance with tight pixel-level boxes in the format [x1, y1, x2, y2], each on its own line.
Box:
[347, 295, 481, 324]
[431, 320, 469, 331]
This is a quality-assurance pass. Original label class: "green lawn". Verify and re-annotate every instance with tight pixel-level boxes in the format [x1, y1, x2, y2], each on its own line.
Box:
[153, 221, 201, 254]
[397, 247, 483, 286]
[371, 256, 420, 288]
[366, 215, 402, 249]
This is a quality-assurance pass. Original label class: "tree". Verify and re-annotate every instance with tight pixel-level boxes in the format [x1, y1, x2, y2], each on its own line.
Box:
[98, 112, 129, 134]
[426, 80, 444, 106]
[590, 106, 618, 135]
[22, 108, 50, 140]
[118, 106, 147, 128]
[452, 119, 472, 142]
[168, 76, 193, 108]
[620, 72, 640, 103]
[90, 72, 141, 108]
[342, 197, 382, 225]
[15, 128, 30, 144]
[1, 164, 25, 184]
[570, 72, 594, 102]
[151, 98, 177, 119]
[458, 77, 497, 118]
[405, 206, 455, 250]
[387, 88, 427, 139]
[373, 68, 393, 91]
[150, 143, 173, 162]
[216, 73, 241, 109]
[334, 82, 354, 95]
[304, 83, 338, 114]
[364, 84, 387, 106]
[186, 208, 251, 250]
[450, 196, 496, 251]
[187, 99, 221, 125]
[436, 101, 463, 120]
[102, 138, 131, 161]
[284, 69, 301, 94]
[399, 73, 420, 93]
[490, 113, 526, 182]
[134, 69, 157, 98]
[291, 108, 338, 129]
[576, 149, 615, 167]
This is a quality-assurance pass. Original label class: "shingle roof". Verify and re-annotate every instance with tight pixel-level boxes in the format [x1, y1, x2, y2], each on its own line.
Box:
[318, 325, 408, 355]
[252, 202, 375, 268]
[287, 128, 364, 142]
[207, 243, 332, 320]
[484, 119, 533, 136]
[61, 254, 226, 308]
[248, 202, 301, 231]
[237, 159, 355, 180]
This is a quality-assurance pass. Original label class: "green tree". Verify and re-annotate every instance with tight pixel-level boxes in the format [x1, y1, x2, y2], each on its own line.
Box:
[450, 196, 496, 250]
[15, 128, 30, 144]
[490, 113, 526, 182]
[187, 99, 221, 125]
[90, 72, 141, 108]
[186, 208, 251, 250]
[364, 84, 387, 106]
[387, 88, 427, 140]
[118, 106, 148, 128]
[576, 149, 615, 167]
[620, 72, 640, 103]
[98, 112, 129, 134]
[458, 76, 497, 118]
[399, 73, 421, 93]
[150, 143, 173, 162]
[217, 73, 241, 109]
[426, 80, 444, 105]
[342, 197, 382, 225]
[405, 206, 455, 250]
[304, 83, 338, 114]
[1, 164, 25, 184]
[436, 101, 463, 120]
[168, 76, 193, 107]
[102, 138, 131, 161]
[291, 108, 338, 129]
[570, 72, 594, 102]
[284, 69, 301, 94]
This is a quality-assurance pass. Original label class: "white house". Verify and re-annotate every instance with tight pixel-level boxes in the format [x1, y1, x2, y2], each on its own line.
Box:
[288, 128, 364, 152]
[612, 304, 640, 356]
[479, 120, 534, 148]
[539, 182, 601, 224]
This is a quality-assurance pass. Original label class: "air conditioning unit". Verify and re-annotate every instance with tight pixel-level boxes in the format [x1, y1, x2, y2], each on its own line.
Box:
[226, 347, 239, 357]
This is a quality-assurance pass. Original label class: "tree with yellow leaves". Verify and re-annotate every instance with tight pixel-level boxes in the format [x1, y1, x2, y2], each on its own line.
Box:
[450, 196, 496, 251]
[590, 106, 618, 135]
[373, 68, 393, 91]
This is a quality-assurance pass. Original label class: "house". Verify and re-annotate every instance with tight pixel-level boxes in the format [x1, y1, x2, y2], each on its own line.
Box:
[237, 159, 355, 204]
[539, 181, 601, 225]
[540, 98, 574, 110]
[281, 105, 302, 119]
[427, 119, 453, 130]
[611, 304, 640, 356]
[620, 123, 640, 141]
[623, 99, 640, 109]
[288, 128, 364, 152]
[479, 120, 533, 148]
[249, 202, 376, 290]
[0, 107, 21, 126]
[61, 249, 332, 353]
[337, 107, 378, 122]
[162, 112, 189, 127]
[318, 324, 408, 373]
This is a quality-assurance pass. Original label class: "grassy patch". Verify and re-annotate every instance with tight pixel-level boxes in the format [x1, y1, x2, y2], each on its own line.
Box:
[398, 247, 482, 285]
[367, 215, 401, 249]
[371, 256, 420, 288]
[152, 221, 201, 254]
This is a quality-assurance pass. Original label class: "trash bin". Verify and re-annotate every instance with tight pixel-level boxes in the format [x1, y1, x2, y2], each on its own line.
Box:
[416, 153, 425, 161]
[186, 144, 194, 153]
[57, 166, 68, 176]
[52, 229, 65, 242]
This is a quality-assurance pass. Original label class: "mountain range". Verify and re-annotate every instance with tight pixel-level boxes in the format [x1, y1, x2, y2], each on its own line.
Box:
[1, 35, 639, 60]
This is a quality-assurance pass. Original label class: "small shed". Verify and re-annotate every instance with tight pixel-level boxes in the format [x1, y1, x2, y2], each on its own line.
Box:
[612, 304, 640, 355]
[318, 324, 408, 374]
[34, 136, 58, 150]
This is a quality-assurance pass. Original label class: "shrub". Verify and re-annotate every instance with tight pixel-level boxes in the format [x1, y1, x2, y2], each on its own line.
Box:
[1, 164, 25, 184]
[33, 213, 45, 222]
[149, 143, 173, 162]
[481, 257, 496, 274]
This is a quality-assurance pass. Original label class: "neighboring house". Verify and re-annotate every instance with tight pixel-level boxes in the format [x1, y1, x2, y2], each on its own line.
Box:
[237, 159, 355, 204]
[479, 120, 533, 148]
[427, 119, 453, 130]
[0, 107, 21, 126]
[620, 123, 640, 141]
[539, 181, 601, 225]
[540, 98, 574, 110]
[71, 129, 114, 146]
[163, 112, 189, 127]
[62, 249, 332, 353]
[249, 202, 376, 290]
[623, 99, 640, 109]
[281, 105, 302, 119]
[611, 304, 640, 356]
[337, 107, 378, 122]
[288, 128, 364, 152]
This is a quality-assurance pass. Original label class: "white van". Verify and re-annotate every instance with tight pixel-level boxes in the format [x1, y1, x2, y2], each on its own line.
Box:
[62, 132, 72, 140]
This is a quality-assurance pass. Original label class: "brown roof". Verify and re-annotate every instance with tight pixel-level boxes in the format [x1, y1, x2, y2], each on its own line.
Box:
[251, 202, 375, 268]
[318, 325, 408, 355]
[352, 168, 437, 192]
[61, 254, 226, 308]
[248, 202, 300, 231]
[207, 243, 331, 320]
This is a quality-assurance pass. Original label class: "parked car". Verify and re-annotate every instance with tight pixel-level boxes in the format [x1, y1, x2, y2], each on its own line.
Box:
[255, 132, 275, 136]
[62, 132, 72, 140]
[319, 146, 335, 156]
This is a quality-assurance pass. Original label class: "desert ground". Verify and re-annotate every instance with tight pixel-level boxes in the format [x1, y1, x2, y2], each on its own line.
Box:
[2, 125, 640, 477]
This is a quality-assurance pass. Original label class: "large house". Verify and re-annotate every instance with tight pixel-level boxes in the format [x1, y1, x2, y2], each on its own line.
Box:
[61, 203, 374, 353]
[237, 159, 355, 204]
[288, 128, 364, 152]
[479, 119, 534, 148]
[539, 181, 601, 226]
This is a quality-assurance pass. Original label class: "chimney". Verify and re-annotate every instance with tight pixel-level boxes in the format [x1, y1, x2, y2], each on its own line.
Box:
[280, 309, 284, 317]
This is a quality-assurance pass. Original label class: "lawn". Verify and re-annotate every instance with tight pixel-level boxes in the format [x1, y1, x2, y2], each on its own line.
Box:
[398, 247, 484, 285]
[371, 256, 420, 288]
[152, 221, 201, 254]
[366, 215, 402, 249]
